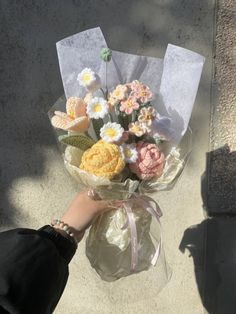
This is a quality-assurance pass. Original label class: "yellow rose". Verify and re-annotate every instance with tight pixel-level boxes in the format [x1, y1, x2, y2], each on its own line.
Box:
[79, 140, 125, 179]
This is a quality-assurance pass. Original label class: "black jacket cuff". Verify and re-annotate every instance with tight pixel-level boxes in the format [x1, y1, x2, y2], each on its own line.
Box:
[38, 225, 77, 263]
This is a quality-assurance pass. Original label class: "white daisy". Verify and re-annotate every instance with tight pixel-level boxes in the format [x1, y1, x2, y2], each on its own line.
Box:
[77, 68, 101, 91]
[87, 97, 108, 119]
[77, 68, 96, 87]
[100, 122, 124, 143]
[122, 144, 138, 163]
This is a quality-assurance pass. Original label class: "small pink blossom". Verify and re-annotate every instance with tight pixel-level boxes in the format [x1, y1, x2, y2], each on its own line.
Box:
[120, 97, 139, 115]
[129, 141, 165, 180]
[130, 81, 153, 103]
[129, 80, 142, 91]
[135, 86, 153, 103]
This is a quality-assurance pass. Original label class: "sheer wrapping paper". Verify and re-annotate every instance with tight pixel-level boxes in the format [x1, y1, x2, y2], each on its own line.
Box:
[50, 27, 204, 284]
[56, 27, 205, 143]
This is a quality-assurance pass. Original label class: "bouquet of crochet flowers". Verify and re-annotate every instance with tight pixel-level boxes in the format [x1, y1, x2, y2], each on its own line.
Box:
[49, 28, 204, 282]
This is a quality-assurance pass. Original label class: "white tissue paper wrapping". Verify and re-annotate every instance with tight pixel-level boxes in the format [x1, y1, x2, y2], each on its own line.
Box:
[57, 27, 205, 144]
[54, 27, 205, 283]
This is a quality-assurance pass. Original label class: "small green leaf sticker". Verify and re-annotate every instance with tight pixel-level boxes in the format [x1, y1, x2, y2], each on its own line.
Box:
[59, 134, 96, 151]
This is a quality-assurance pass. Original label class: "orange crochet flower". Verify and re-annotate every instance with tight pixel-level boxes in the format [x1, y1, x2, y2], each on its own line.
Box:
[51, 97, 90, 132]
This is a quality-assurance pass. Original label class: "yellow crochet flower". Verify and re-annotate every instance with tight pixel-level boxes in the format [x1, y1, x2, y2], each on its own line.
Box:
[79, 140, 125, 179]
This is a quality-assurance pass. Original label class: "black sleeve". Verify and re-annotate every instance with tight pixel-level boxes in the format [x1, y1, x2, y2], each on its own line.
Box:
[0, 225, 77, 314]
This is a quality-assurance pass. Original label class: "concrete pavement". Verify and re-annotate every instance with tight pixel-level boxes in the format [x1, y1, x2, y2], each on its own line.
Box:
[0, 1, 216, 313]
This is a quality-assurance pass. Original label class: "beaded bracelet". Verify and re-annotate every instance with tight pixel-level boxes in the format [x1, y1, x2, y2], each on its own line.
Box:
[51, 219, 79, 244]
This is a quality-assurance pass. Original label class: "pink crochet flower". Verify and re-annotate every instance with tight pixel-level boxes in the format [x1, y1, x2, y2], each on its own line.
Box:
[129, 80, 142, 91]
[120, 97, 139, 115]
[129, 141, 165, 180]
[130, 81, 153, 103]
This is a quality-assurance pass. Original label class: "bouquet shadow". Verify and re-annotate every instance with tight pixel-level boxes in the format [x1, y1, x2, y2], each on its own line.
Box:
[180, 145, 236, 314]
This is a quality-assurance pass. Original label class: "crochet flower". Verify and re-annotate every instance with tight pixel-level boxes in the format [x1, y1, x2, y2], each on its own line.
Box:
[120, 97, 139, 114]
[86, 97, 108, 119]
[128, 121, 149, 137]
[122, 144, 138, 164]
[129, 80, 142, 91]
[111, 84, 128, 101]
[130, 81, 153, 103]
[138, 107, 157, 126]
[108, 97, 120, 107]
[129, 141, 165, 180]
[100, 122, 124, 143]
[77, 68, 101, 92]
[79, 140, 125, 179]
[51, 97, 90, 132]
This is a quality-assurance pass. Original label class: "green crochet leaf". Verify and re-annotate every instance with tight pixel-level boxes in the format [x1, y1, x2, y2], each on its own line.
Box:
[59, 134, 96, 151]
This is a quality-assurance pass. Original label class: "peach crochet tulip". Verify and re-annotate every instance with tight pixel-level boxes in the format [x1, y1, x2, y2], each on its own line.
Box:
[51, 97, 90, 132]
[129, 141, 165, 180]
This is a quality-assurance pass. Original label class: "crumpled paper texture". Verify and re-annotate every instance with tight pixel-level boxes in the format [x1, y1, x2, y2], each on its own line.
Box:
[86, 200, 161, 282]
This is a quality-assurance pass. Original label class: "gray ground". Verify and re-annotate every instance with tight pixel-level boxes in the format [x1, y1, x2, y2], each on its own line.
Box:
[207, 0, 236, 214]
[0, 0, 235, 313]
[203, 1, 236, 313]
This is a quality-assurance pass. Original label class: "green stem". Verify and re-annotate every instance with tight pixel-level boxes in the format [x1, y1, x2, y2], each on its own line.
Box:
[92, 118, 103, 140]
[109, 113, 114, 122]
[84, 131, 93, 140]
[100, 88, 106, 99]
[105, 62, 108, 98]
[131, 111, 137, 122]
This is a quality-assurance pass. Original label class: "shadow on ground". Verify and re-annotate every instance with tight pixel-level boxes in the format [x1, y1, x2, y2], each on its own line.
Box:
[180, 145, 236, 314]
[0, 0, 212, 228]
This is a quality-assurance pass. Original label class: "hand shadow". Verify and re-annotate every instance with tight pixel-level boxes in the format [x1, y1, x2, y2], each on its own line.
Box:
[179, 145, 236, 314]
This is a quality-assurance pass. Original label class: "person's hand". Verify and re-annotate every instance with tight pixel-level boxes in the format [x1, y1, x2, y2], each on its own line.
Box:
[54, 190, 120, 242]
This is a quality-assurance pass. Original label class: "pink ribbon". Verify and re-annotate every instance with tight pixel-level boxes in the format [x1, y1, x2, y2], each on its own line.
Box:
[121, 194, 162, 272]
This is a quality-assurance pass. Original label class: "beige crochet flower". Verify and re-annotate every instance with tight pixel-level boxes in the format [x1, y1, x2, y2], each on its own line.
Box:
[138, 107, 157, 126]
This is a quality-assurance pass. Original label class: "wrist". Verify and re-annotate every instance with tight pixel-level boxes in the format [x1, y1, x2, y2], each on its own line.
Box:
[51, 219, 84, 244]
[53, 226, 70, 240]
